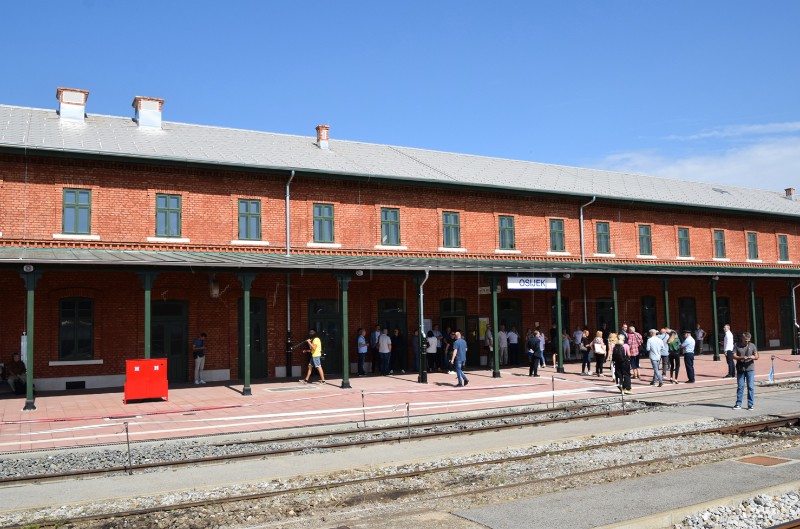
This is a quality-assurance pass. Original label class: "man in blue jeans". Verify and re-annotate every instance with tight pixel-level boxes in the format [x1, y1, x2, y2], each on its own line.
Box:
[450, 331, 469, 387]
[681, 330, 696, 383]
[733, 332, 759, 410]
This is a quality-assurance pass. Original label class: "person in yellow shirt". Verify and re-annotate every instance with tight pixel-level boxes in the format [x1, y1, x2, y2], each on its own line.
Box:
[302, 328, 326, 384]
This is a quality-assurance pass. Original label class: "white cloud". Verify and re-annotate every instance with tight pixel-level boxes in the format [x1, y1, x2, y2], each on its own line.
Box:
[665, 122, 800, 141]
[596, 137, 800, 192]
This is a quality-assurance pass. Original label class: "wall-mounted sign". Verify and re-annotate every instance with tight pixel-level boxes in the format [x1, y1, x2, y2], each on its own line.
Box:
[507, 277, 557, 290]
[478, 286, 503, 295]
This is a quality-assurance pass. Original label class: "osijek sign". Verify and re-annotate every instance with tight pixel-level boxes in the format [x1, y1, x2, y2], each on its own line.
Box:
[506, 277, 557, 290]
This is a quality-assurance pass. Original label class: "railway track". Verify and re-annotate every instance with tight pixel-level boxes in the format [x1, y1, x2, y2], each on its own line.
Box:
[3, 414, 799, 529]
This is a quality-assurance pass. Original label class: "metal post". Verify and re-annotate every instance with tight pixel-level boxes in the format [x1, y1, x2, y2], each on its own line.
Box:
[416, 270, 429, 384]
[239, 273, 255, 396]
[21, 270, 40, 411]
[556, 277, 564, 373]
[611, 276, 619, 332]
[491, 275, 501, 378]
[136, 272, 157, 359]
[663, 279, 671, 329]
[711, 278, 720, 361]
[338, 275, 352, 389]
[749, 280, 758, 346]
[791, 282, 800, 355]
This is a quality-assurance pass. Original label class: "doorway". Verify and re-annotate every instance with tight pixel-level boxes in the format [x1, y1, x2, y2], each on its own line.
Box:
[378, 299, 408, 369]
[640, 295, 658, 333]
[151, 301, 188, 383]
[238, 297, 267, 379]
[780, 296, 793, 347]
[678, 297, 697, 334]
[595, 298, 614, 331]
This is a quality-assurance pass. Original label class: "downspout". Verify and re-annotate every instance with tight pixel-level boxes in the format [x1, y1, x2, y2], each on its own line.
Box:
[580, 196, 596, 326]
[417, 269, 430, 383]
[285, 170, 295, 377]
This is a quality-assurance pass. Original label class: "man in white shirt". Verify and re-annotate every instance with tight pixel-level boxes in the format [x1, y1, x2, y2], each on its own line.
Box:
[497, 325, 509, 366]
[694, 324, 706, 355]
[507, 327, 520, 366]
[377, 328, 392, 376]
[723, 324, 735, 378]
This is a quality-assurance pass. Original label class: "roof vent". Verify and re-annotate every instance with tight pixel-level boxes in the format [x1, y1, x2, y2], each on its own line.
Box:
[316, 124, 330, 150]
[132, 96, 165, 128]
[785, 188, 796, 201]
[56, 87, 90, 122]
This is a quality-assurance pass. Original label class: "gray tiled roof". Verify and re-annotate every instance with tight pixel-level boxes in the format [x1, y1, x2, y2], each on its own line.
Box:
[1, 104, 798, 217]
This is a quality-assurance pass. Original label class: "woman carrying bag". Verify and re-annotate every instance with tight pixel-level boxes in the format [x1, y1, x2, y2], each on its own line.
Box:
[593, 330, 607, 376]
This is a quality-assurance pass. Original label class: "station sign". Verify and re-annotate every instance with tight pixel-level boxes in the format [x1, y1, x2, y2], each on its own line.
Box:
[507, 277, 557, 290]
[478, 286, 502, 295]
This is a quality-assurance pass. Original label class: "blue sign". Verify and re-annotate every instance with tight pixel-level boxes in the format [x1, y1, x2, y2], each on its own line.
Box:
[507, 277, 557, 290]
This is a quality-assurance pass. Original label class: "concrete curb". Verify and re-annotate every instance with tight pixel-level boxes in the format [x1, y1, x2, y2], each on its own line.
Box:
[596, 480, 800, 529]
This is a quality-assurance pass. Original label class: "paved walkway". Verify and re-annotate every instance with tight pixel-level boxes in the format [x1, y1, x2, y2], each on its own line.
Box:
[1, 351, 798, 453]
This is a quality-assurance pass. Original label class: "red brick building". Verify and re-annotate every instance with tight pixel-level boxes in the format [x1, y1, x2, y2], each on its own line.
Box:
[1, 87, 798, 407]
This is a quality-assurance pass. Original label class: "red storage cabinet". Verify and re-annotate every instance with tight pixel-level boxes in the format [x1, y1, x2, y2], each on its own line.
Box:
[124, 359, 168, 404]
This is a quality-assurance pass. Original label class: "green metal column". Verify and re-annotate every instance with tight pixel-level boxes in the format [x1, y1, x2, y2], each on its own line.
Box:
[556, 277, 564, 373]
[137, 272, 158, 359]
[611, 277, 619, 331]
[663, 279, 671, 329]
[337, 275, 352, 389]
[414, 272, 429, 384]
[21, 270, 41, 411]
[750, 280, 757, 345]
[238, 273, 256, 396]
[791, 281, 799, 356]
[711, 279, 720, 361]
[491, 276, 501, 378]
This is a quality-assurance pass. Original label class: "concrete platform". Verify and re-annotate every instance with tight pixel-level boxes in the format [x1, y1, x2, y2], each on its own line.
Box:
[1, 351, 798, 453]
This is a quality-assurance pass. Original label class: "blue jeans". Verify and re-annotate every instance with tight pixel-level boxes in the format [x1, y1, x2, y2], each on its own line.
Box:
[736, 369, 755, 407]
[684, 353, 695, 382]
[650, 358, 662, 383]
[379, 352, 391, 375]
[538, 350, 546, 367]
[357, 352, 366, 375]
[455, 360, 468, 386]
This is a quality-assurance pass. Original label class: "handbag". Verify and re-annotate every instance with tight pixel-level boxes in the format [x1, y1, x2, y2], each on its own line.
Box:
[593, 342, 605, 355]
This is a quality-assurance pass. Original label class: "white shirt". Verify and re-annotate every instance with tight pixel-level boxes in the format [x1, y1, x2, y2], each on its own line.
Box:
[378, 333, 392, 353]
[507, 331, 519, 344]
[497, 331, 508, 348]
[573, 329, 584, 345]
[723, 330, 734, 352]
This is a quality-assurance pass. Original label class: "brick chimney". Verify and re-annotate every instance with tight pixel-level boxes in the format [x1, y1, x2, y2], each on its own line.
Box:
[786, 188, 797, 201]
[316, 124, 330, 150]
[56, 87, 90, 122]
[132, 96, 165, 128]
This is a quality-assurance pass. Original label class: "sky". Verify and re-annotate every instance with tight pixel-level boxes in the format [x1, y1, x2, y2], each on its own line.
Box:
[2, 1, 799, 192]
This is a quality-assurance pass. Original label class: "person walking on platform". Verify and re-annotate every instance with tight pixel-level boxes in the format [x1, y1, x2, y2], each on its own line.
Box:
[507, 327, 520, 366]
[302, 329, 326, 384]
[377, 328, 392, 375]
[646, 329, 664, 387]
[580, 329, 592, 375]
[592, 330, 607, 376]
[681, 330, 696, 383]
[356, 327, 368, 377]
[425, 330, 439, 372]
[694, 323, 706, 355]
[370, 324, 381, 374]
[527, 330, 541, 377]
[192, 332, 207, 385]
[497, 324, 508, 366]
[723, 324, 736, 378]
[450, 331, 469, 387]
[612, 335, 631, 394]
[627, 325, 643, 380]
[667, 330, 682, 384]
[733, 332, 758, 410]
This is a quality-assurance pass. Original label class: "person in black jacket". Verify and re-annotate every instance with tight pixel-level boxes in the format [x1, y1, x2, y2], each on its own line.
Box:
[527, 330, 541, 377]
[612, 335, 632, 394]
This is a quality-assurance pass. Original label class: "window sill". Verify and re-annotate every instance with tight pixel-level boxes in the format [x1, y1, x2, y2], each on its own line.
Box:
[676, 256, 695, 260]
[0, 231, 3, 238]
[636, 254, 658, 259]
[438, 247, 467, 253]
[307, 242, 341, 248]
[495, 249, 521, 254]
[374, 245, 408, 250]
[49, 359, 104, 366]
[713, 257, 730, 261]
[746, 259, 763, 263]
[53, 233, 101, 241]
[778, 260, 793, 264]
[147, 237, 190, 243]
[593, 253, 616, 258]
[230, 240, 270, 246]
[546, 251, 571, 256]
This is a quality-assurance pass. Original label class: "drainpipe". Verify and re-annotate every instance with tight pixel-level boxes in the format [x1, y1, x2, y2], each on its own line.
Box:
[417, 269, 430, 383]
[792, 282, 800, 355]
[579, 196, 596, 327]
[285, 170, 295, 257]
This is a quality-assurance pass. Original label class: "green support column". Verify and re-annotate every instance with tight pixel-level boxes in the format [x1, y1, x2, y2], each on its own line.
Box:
[556, 277, 565, 373]
[491, 276, 501, 378]
[663, 279, 671, 329]
[414, 272, 429, 384]
[611, 277, 619, 332]
[337, 275, 352, 389]
[238, 273, 256, 396]
[791, 281, 799, 356]
[136, 272, 158, 359]
[711, 279, 720, 361]
[21, 270, 41, 411]
[749, 280, 758, 346]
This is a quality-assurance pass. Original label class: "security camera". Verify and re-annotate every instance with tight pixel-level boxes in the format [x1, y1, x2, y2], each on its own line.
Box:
[355, 270, 364, 277]
[23, 265, 34, 273]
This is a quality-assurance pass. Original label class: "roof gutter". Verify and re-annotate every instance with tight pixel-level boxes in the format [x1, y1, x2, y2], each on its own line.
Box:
[580, 196, 596, 264]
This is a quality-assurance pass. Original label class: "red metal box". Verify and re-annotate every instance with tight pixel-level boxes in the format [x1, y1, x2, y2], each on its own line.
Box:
[124, 359, 168, 404]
